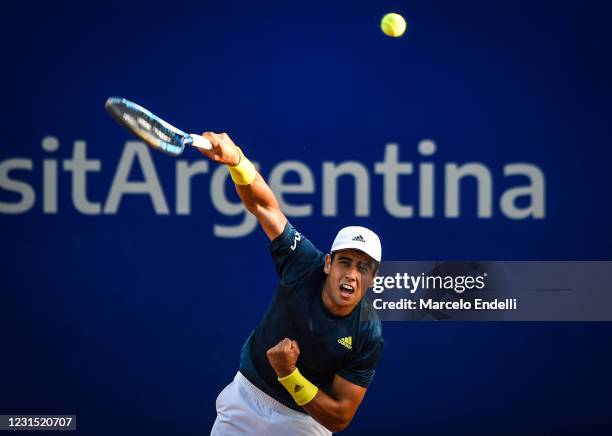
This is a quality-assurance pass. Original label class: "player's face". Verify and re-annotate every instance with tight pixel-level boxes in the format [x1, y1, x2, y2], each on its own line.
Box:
[323, 249, 377, 315]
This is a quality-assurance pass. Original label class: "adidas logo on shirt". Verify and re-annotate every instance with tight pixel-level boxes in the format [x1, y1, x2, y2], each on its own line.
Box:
[351, 235, 365, 243]
[338, 336, 352, 349]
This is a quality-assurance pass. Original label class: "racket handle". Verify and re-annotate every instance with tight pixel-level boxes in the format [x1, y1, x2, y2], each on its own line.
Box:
[189, 134, 213, 150]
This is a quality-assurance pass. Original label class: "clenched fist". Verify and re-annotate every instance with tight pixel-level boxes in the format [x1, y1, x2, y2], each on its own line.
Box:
[266, 338, 300, 378]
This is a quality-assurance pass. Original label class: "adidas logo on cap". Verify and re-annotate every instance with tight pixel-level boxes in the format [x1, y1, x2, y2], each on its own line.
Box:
[331, 226, 382, 262]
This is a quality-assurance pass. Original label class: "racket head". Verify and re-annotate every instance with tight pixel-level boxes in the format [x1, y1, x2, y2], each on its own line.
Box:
[105, 97, 191, 156]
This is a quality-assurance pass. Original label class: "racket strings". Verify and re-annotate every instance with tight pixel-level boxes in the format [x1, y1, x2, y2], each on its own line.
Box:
[106, 98, 187, 155]
[123, 109, 178, 144]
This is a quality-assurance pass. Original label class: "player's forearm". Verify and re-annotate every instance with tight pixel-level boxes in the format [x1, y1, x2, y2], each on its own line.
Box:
[269, 342, 363, 432]
[235, 173, 280, 214]
[235, 174, 287, 240]
[302, 390, 354, 433]
[196, 132, 286, 238]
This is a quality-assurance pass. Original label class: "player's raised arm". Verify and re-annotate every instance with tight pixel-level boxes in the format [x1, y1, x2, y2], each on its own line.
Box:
[197, 132, 287, 240]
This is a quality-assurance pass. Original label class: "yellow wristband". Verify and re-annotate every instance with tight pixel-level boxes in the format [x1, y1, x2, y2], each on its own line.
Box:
[277, 368, 318, 406]
[228, 147, 256, 185]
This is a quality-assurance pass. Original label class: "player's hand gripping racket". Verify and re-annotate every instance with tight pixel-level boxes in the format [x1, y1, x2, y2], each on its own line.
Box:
[105, 97, 211, 156]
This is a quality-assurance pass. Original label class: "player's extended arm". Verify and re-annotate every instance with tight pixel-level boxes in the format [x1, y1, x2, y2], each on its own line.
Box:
[267, 338, 367, 432]
[197, 132, 286, 240]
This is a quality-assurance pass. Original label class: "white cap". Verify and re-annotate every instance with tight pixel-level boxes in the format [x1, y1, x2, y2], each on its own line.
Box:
[331, 226, 382, 262]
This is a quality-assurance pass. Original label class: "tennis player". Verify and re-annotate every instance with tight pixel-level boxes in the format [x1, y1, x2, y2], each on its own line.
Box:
[199, 133, 383, 435]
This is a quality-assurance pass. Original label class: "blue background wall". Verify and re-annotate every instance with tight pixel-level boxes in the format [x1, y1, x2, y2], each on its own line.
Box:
[2, 0, 611, 434]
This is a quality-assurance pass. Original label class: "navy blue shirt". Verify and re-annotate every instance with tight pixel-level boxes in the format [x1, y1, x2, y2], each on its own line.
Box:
[239, 222, 383, 412]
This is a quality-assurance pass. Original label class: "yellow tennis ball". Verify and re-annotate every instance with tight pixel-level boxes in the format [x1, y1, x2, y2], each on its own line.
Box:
[381, 13, 407, 38]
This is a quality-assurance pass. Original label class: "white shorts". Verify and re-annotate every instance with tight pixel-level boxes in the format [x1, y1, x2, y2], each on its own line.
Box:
[210, 371, 332, 436]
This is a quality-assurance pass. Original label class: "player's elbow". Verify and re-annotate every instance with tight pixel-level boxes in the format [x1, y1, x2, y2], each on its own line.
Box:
[326, 419, 350, 433]
[327, 423, 347, 433]
[325, 412, 354, 433]
[246, 202, 277, 219]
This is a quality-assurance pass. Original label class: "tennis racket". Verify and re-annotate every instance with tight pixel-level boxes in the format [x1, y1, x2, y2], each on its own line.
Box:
[105, 97, 212, 156]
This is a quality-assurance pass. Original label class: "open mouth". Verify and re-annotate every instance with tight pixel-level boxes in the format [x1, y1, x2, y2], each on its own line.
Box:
[339, 284, 355, 299]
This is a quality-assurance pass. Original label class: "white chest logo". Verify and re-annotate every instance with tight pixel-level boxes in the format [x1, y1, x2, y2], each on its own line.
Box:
[290, 232, 302, 251]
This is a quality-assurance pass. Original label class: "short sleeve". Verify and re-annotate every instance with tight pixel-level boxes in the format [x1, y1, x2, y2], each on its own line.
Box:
[337, 321, 383, 387]
[268, 221, 324, 287]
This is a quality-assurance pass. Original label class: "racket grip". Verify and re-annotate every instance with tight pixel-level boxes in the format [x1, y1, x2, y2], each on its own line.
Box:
[189, 134, 212, 150]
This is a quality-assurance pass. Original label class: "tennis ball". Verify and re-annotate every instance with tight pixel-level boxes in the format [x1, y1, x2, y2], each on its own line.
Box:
[381, 13, 406, 38]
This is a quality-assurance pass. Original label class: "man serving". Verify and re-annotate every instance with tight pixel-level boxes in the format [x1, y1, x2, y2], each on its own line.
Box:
[201, 133, 383, 435]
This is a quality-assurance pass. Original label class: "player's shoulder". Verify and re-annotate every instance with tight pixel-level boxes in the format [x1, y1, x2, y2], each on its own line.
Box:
[269, 221, 321, 255]
[269, 221, 325, 288]
[356, 299, 383, 343]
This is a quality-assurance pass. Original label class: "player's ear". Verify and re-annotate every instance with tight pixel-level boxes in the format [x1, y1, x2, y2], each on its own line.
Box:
[324, 253, 331, 274]
[364, 265, 378, 290]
